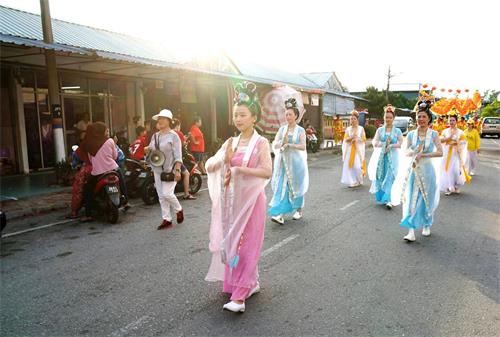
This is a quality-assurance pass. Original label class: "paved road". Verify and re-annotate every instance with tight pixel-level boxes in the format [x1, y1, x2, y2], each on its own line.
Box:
[1, 139, 499, 337]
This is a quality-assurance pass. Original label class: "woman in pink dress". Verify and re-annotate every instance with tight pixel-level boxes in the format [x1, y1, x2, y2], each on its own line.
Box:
[205, 82, 272, 313]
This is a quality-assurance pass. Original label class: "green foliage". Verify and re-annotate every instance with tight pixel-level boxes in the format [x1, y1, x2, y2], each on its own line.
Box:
[357, 86, 416, 119]
[482, 90, 500, 104]
[364, 124, 377, 139]
[480, 99, 500, 118]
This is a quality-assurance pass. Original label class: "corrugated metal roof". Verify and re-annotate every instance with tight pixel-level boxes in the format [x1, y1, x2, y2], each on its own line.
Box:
[231, 59, 320, 90]
[0, 5, 356, 95]
[301, 72, 334, 87]
[0, 33, 90, 54]
[0, 5, 182, 64]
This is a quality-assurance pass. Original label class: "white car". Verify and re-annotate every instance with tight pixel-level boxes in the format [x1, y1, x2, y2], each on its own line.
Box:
[394, 117, 414, 136]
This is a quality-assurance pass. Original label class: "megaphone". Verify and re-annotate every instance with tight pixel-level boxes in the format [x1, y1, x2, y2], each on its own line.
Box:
[148, 149, 165, 167]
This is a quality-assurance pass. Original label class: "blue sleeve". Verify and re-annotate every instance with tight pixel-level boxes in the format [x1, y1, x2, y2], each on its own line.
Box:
[116, 146, 125, 166]
[71, 152, 82, 169]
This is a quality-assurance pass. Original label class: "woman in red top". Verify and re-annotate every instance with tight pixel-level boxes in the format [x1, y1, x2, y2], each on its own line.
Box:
[189, 116, 206, 174]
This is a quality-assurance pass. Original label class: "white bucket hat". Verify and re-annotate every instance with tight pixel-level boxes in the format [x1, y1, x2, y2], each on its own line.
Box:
[152, 109, 173, 121]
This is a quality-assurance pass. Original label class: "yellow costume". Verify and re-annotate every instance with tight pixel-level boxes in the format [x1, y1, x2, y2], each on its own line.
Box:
[333, 118, 344, 145]
[464, 128, 480, 151]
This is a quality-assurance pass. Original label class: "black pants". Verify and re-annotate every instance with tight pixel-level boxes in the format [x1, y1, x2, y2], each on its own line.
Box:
[83, 170, 129, 217]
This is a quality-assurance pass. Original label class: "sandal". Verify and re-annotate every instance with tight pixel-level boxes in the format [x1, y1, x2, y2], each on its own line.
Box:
[80, 216, 95, 223]
[65, 214, 80, 219]
[182, 194, 197, 200]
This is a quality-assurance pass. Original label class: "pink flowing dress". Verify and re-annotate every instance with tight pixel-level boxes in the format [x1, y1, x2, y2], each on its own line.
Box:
[222, 149, 267, 300]
[205, 133, 271, 301]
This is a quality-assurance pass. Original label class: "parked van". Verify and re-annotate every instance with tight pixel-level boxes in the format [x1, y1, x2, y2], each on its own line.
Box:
[394, 116, 414, 136]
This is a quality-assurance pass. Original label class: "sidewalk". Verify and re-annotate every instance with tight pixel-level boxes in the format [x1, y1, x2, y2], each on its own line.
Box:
[0, 171, 71, 221]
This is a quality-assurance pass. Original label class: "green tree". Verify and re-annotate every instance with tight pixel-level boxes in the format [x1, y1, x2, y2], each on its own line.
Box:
[357, 86, 387, 119]
[357, 87, 416, 118]
[480, 100, 500, 118]
[480, 89, 500, 118]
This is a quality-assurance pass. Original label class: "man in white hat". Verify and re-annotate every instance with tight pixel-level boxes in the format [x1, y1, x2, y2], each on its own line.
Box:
[147, 109, 184, 229]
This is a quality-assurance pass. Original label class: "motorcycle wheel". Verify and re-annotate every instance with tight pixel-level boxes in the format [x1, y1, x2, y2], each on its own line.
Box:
[141, 179, 159, 205]
[189, 174, 202, 194]
[106, 198, 120, 224]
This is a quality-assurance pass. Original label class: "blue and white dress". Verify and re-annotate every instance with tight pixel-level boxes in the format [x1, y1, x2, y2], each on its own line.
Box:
[368, 126, 403, 204]
[399, 128, 441, 229]
[268, 125, 309, 216]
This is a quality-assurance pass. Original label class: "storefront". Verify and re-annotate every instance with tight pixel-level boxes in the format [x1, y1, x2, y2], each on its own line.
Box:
[0, 64, 137, 176]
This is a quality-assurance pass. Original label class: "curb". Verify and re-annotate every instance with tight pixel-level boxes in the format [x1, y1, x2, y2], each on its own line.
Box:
[6, 201, 71, 221]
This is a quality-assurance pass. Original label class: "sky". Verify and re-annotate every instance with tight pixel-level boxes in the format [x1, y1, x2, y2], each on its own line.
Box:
[1, 0, 498, 94]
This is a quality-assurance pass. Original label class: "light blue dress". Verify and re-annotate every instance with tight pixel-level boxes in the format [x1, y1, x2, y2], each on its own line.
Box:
[400, 129, 440, 229]
[269, 126, 309, 216]
[371, 126, 402, 204]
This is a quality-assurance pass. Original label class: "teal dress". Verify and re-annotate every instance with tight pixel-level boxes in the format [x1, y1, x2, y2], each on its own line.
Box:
[400, 129, 440, 229]
[372, 127, 402, 204]
[269, 127, 308, 216]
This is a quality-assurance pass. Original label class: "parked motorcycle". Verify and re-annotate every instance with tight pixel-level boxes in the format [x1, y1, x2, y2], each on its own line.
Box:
[306, 133, 319, 153]
[128, 147, 203, 205]
[89, 171, 123, 224]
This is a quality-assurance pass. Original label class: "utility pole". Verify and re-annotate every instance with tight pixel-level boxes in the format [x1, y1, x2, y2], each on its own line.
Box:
[40, 0, 65, 163]
[385, 66, 395, 101]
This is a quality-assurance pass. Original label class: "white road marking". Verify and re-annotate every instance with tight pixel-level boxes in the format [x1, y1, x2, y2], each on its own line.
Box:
[1, 219, 76, 238]
[340, 200, 359, 211]
[261, 234, 300, 257]
[110, 315, 151, 337]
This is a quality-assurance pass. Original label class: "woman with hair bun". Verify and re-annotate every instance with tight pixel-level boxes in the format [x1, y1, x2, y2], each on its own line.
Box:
[205, 82, 272, 313]
[440, 110, 470, 195]
[395, 100, 443, 242]
[268, 97, 309, 225]
[341, 110, 366, 187]
[368, 104, 403, 209]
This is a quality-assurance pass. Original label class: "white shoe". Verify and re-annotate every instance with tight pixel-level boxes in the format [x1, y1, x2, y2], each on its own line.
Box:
[223, 301, 245, 313]
[385, 202, 393, 210]
[454, 188, 461, 194]
[470, 172, 475, 176]
[422, 226, 431, 237]
[247, 283, 260, 298]
[271, 215, 284, 225]
[292, 211, 302, 220]
[444, 189, 452, 196]
[404, 229, 416, 242]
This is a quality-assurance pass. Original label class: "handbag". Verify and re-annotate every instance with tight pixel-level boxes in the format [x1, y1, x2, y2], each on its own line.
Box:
[160, 170, 175, 182]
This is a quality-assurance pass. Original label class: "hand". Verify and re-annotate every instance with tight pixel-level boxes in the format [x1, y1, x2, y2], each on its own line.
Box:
[224, 169, 231, 187]
[174, 172, 181, 182]
[225, 138, 234, 164]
